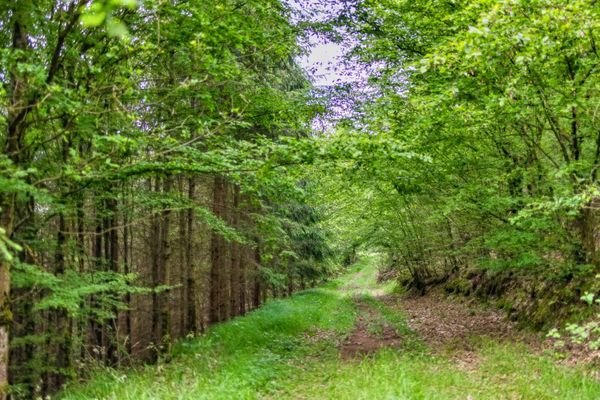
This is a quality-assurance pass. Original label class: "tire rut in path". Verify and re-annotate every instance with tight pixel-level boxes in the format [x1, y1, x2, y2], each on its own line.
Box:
[340, 298, 402, 360]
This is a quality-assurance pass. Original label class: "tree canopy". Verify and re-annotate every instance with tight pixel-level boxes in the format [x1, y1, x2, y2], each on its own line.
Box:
[1, 0, 599, 398]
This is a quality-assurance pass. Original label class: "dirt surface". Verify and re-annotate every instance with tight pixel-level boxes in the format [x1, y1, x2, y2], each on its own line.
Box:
[340, 300, 402, 360]
[383, 291, 527, 349]
[382, 289, 600, 371]
[340, 264, 599, 371]
[339, 288, 528, 365]
[380, 289, 541, 371]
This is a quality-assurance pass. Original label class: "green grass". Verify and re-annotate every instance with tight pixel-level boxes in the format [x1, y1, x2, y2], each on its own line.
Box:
[58, 286, 356, 400]
[58, 256, 600, 399]
[274, 342, 600, 400]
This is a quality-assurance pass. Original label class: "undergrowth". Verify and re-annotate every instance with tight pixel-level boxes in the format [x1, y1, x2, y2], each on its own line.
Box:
[58, 256, 600, 400]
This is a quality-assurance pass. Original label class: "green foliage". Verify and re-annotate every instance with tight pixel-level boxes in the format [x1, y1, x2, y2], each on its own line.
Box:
[0, 225, 22, 263]
[0, 0, 321, 308]
[549, 277, 600, 351]
[12, 262, 147, 320]
[311, 0, 600, 307]
[3, 0, 600, 395]
[1, 0, 333, 396]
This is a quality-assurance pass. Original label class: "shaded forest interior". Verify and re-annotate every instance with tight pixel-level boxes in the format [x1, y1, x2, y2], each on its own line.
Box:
[0, 1, 332, 398]
[1, 0, 600, 399]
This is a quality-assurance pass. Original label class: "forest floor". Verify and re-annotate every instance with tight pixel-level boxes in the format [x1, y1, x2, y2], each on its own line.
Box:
[59, 256, 600, 399]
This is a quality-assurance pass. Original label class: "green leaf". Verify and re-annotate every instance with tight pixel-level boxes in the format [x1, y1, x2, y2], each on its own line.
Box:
[581, 292, 595, 306]
[81, 10, 107, 27]
[107, 19, 130, 39]
[110, 0, 138, 8]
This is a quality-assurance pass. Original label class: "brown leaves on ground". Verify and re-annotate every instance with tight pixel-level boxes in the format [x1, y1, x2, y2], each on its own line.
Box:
[338, 284, 599, 375]
[383, 289, 599, 371]
[380, 289, 539, 371]
[383, 291, 526, 348]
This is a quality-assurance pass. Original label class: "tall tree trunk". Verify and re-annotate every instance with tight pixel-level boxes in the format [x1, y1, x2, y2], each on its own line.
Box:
[287, 262, 294, 297]
[152, 177, 171, 356]
[219, 183, 231, 322]
[186, 178, 197, 332]
[0, 218, 12, 399]
[2, 4, 32, 395]
[229, 186, 241, 318]
[209, 176, 225, 324]
[75, 195, 87, 365]
[177, 181, 187, 339]
[90, 207, 104, 360]
[122, 186, 132, 355]
[105, 197, 119, 365]
[0, 201, 14, 398]
[47, 213, 71, 392]
[253, 243, 262, 310]
[239, 253, 247, 316]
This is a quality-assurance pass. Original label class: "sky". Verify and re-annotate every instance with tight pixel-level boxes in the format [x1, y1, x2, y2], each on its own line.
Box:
[286, 0, 351, 87]
[285, 0, 375, 129]
[300, 41, 346, 87]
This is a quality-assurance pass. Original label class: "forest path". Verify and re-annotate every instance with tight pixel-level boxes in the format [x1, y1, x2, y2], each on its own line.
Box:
[59, 256, 600, 399]
[338, 256, 533, 366]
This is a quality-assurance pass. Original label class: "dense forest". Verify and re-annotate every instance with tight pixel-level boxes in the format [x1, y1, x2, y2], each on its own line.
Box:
[1, 0, 599, 399]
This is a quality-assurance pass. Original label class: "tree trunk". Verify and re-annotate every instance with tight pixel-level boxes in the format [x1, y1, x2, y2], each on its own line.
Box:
[105, 197, 119, 365]
[0, 234, 11, 400]
[253, 244, 262, 310]
[186, 178, 197, 332]
[122, 188, 132, 354]
[219, 183, 231, 322]
[1, 3, 31, 396]
[152, 177, 171, 356]
[229, 186, 241, 318]
[48, 213, 71, 392]
[90, 208, 104, 360]
[287, 263, 294, 297]
[209, 176, 225, 324]
[177, 187, 186, 339]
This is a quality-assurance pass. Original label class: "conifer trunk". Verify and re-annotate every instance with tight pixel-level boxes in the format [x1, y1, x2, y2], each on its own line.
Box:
[253, 244, 262, 310]
[0, 236, 11, 400]
[1, 4, 30, 395]
[186, 179, 197, 332]
[230, 186, 241, 317]
[209, 176, 225, 324]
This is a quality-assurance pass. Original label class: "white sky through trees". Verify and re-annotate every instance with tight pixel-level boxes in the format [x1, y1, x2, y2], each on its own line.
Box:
[301, 41, 345, 86]
[287, 0, 374, 129]
[286, 0, 352, 87]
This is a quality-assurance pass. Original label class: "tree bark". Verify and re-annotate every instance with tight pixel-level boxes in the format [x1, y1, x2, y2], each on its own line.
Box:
[209, 176, 225, 324]
[122, 186, 132, 354]
[90, 206, 104, 360]
[253, 243, 262, 310]
[105, 197, 119, 365]
[48, 213, 71, 392]
[219, 183, 231, 322]
[229, 186, 241, 318]
[186, 178, 197, 332]
[1, 4, 31, 396]
[0, 232, 11, 400]
[152, 177, 171, 356]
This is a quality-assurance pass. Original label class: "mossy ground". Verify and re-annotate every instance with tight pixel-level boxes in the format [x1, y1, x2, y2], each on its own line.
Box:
[58, 255, 600, 399]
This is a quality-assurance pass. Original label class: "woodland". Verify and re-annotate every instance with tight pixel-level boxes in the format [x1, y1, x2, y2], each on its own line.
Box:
[1, 0, 600, 399]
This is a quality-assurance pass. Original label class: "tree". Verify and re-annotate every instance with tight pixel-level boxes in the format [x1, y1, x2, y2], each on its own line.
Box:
[0, 0, 334, 397]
